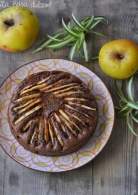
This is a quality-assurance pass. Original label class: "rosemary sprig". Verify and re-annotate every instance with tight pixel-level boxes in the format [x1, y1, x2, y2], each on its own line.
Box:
[115, 76, 138, 136]
[33, 14, 107, 61]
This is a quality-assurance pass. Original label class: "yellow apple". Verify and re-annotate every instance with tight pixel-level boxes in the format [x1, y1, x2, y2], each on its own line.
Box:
[0, 6, 39, 52]
[99, 39, 138, 79]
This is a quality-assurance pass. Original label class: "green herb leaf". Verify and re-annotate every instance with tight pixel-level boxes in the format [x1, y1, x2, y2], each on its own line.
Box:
[131, 112, 138, 123]
[91, 30, 105, 37]
[33, 15, 106, 61]
[62, 18, 79, 38]
[127, 76, 134, 101]
[32, 39, 52, 53]
[90, 19, 104, 29]
[84, 16, 94, 30]
[116, 75, 138, 136]
[72, 14, 86, 31]
[115, 80, 127, 102]
[83, 40, 88, 62]
[76, 33, 85, 50]
[69, 42, 78, 60]
[48, 37, 74, 49]
[127, 101, 138, 110]
[126, 113, 137, 136]
[47, 35, 61, 42]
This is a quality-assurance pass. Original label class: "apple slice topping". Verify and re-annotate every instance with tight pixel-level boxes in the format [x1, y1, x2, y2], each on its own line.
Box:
[14, 105, 42, 125]
[11, 72, 97, 149]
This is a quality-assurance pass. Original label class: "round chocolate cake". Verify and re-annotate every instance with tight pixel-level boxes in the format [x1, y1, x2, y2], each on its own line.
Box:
[8, 71, 98, 156]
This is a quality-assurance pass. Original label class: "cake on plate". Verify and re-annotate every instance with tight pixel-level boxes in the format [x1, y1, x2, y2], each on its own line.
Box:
[8, 71, 98, 156]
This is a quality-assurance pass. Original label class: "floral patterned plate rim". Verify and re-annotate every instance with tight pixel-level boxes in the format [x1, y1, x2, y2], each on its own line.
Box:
[0, 59, 114, 172]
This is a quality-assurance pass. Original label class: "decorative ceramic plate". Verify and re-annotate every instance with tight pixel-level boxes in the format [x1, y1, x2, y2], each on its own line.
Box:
[0, 59, 114, 172]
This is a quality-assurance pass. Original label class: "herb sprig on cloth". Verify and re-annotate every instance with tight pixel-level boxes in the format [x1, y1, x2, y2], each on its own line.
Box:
[33, 14, 106, 61]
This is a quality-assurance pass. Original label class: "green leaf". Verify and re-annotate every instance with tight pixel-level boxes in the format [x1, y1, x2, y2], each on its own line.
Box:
[127, 76, 134, 101]
[127, 102, 138, 110]
[91, 30, 105, 37]
[69, 42, 78, 60]
[116, 75, 138, 136]
[119, 105, 130, 113]
[33, 15, 107, 62]
[47, 35, 61, 42]
[76, 33, 85, 50]
[94, 16, 106, 22]
[83, 40, 88, 62]
[134, 110, 138, 118]
[94, 17, 108, 25]
[48, 37, 74, 49]
[114, 80, 127, 102]
[72, 14, 86, 31]
[32, 39, 53, 53]
[67, 21, 71, 28]
[32, 33, 64, 53]
[126, 113, 138, 136]
[84, 16, 94, 30]
[131, 112, 138, 123]
[62, 34, 73, 41]
[80, 16, 91, 26]
[90, 19, 103, 29]
[62, 18, 79, 38]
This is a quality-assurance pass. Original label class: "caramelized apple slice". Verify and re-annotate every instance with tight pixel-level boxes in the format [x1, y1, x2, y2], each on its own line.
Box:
[22, 120, 33, 132]
[68, 102, 96, 111]
[65, 110, 86, 126]
[53, 86, 79, 95]
[64, 97, 87, 102]
[40, 79, 66, 92]
[15, 105, 42, 125]
[45, 83, 78, 93]
[13, 99, 36, 111]
[56, 91, 82, 97]
[54, 113, 71, 137]
[59, 109, 81, 132]
[21, 84, 34, 92]
[58, 111, 77, 136]
[64, 104, 90, 118]
[35, 117, 45, 144]
[20, 76, 50, 94]
[43, 118, 49, 143]
[37, 76, 51, 85]
[48, 121, 54, 145]
[18, 98, 41, 114]
[20, 83, 47, 95]
[30, 127, 39, 145]
[14, 93, 40, 103]
[50, 118, 64, 146]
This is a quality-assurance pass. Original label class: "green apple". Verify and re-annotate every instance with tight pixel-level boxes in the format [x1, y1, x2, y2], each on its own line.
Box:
[0, 6, 39, 52]
[99, 39, 138, 79]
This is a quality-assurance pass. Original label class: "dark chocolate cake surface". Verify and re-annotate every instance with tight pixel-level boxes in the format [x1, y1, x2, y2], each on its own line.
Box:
[8, 71, 98, 156]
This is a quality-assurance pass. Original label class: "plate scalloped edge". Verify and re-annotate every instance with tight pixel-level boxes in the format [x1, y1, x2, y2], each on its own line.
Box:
[0, 59, 114, 172]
